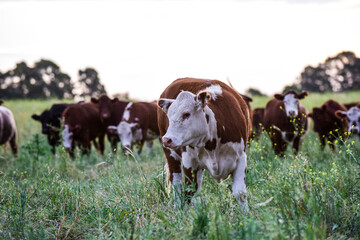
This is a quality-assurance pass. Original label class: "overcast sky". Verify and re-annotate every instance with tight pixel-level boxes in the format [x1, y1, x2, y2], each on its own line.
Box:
[1, 0, 360, 100]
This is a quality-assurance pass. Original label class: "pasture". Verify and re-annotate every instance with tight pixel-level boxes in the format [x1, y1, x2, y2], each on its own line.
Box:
[1, 92, 360, 239]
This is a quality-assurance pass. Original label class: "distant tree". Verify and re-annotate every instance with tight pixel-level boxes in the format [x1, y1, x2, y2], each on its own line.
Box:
[281, 84, 302, 94]
[0, 59, 74, 99]
[298, 51, 360, 92]
[77, 68, 106, 98]
[245, 87, 266, 97]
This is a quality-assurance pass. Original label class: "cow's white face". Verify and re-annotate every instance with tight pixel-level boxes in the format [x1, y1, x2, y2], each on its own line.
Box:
[116, 121, 142, 149]
[283, 94, 299, 118]
[338, 106, 360, 134]
[159, 91, 212, 148]
[62, 124, 73, 149]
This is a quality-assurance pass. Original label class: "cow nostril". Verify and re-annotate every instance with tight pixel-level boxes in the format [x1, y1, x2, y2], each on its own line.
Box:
[163, 137, 173, 146]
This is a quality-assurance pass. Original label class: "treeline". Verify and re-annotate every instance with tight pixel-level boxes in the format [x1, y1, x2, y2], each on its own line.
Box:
[284, 51, 360, 93]
[0, 59, 106, 99]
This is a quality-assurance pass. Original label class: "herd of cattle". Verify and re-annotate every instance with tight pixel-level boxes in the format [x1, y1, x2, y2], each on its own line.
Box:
[1, 77, 359, 209]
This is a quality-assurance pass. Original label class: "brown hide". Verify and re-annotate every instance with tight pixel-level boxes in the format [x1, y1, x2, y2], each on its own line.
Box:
[62, 102, 105, 155]
[309, 100, 348, 150]
[0, 105, 17, 155]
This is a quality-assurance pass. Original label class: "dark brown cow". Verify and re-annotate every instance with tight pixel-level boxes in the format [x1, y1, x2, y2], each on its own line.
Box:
[0, 100, 17, 155]
[263, 90, 309, 156]
[91, 95, 129, 152]
[62, 102, 105, 157]
[251, 107, 265, 141]
[108, 101, 159, 154]
[157, 78, 251, 210]
[308, 100, 348, 150]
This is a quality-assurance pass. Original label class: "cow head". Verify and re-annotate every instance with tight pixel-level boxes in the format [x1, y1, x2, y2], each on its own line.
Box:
[91, 94, 118, 120]
[108, 122, 142, 152]
[62, 124, 81, 151]
[335, 106, 360, 135]
[158, 90, 213, 149]
[275, 90, 308, 118]
[32, 110, 58, 135]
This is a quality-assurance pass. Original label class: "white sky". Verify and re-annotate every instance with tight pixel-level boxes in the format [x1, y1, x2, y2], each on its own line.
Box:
[1, 0, 360, 101]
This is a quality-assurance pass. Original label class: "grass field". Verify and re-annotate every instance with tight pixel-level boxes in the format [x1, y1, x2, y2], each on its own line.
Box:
[1, 92, 360, 239]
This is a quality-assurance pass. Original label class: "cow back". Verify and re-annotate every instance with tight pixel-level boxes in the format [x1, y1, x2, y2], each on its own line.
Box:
[0, 106, 17, 144]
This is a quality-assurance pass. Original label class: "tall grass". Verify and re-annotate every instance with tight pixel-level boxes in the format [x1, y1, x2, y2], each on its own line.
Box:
[0, 92, 359, 239]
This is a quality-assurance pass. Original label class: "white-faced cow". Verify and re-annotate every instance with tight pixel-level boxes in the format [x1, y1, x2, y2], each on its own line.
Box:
[62, 102, 105, 157]
[263, 90, 309, 156]
[108, 101, 159, 155]
[335, 104, 360, 137]
[0, 100, 17, 155]
[91, 95, 130, 152]
[308, 100, 348, 150]
[157, 78, 251, 209]
[32, 103, 76, 153]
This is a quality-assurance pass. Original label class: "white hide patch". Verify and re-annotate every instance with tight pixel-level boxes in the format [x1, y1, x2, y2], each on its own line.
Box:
[163, 91, 217, 148]
[345, 106, 360, 133]
[182, 138, 245, 182]
[283, 94, 299, 117]
[200, 84, 222, 100]
[122, 102, 133, 121]
[62, 125, 73, 149]
[116, 121, 141, 148]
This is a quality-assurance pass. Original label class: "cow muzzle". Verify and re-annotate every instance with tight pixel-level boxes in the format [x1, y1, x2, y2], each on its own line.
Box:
[162, 137, 175, 148]
[288, 110, 296, 118]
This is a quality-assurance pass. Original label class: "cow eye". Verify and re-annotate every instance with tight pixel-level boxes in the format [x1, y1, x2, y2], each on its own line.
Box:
[182, 112, 190, 120]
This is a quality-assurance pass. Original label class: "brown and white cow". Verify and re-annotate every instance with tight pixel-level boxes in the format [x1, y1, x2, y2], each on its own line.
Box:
[108, 101, 160, 155]
[62, 102, 105, 157]
[335, 104, 360, 137]
[263, 90, 309, 156]
[0, 100, 17, 155]
[157, 78, 251, 210]
[251, 107, 265, 141]
[91, 95, 130, 152]
[308, 100, 348, 150]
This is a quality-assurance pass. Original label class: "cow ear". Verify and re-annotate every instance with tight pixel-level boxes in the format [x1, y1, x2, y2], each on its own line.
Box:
[107, 125, 118, 134]
[0, 99, 3, 105]
[91, 97, 99, 103]
[298, 91, 309, 99]
[308, 112, 313, 118]
[321, 105, 327, 111]
[335, 110, 347, 119]
[111, 97, 119, 103]
[32, 114, 41, 121]
[196, 91, 211, 109]
[274, 94, 284, 100]
[158, 98, 175, 113]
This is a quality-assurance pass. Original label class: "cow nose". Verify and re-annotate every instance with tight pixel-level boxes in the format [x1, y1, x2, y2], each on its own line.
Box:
[162, 137, 174, 148]
[288, 111, 296, 117]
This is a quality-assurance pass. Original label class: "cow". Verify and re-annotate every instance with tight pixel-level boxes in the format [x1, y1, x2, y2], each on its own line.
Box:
[263, 90, 309, 156]
[335, 104, 360, 137]
[343, 102, 359, 110]
[308, 100, 348, 150]
[91, 95, 129, 152]
[157, 78, 251, 210]
[251, 108, 265, 141]
[107, 101, 160, 155]
[31, 103, 76, 153]
[62, 102, 105, 157]
[0, 100, 17, 155]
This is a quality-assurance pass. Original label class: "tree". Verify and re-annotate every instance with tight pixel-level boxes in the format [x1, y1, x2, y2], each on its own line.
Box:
[77, 68, 106, 98]
[245, 87, 266, 97]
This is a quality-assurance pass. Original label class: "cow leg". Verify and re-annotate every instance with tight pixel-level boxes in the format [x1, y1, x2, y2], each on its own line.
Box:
[98, 133, 105, 155]
[318, 133, 326, 150]
[182, 166, 202, 204]
[271, 131, 287, 156]
[136, 140, 144, 155]
[145, 140, 153, 155]
[9, 134, 17, 156]
[232, 151, 248, 212]
[162, 147, 182, 208]
[292, 136, 301, 154]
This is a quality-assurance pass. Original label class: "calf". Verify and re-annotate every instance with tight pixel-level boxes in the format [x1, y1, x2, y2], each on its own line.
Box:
[32, 103, 76, 153]
[251, 108, 265, 141]
[0, 100, 17, 155]
[308, 100, 348, 150]
[91, 95, 129, 152]
[108, 101, 159, 154]
[263, 90, 309, 156]
[62, 102, 105, 157]
[157, 78, 251, 209]
[335, 104, 360, 137]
